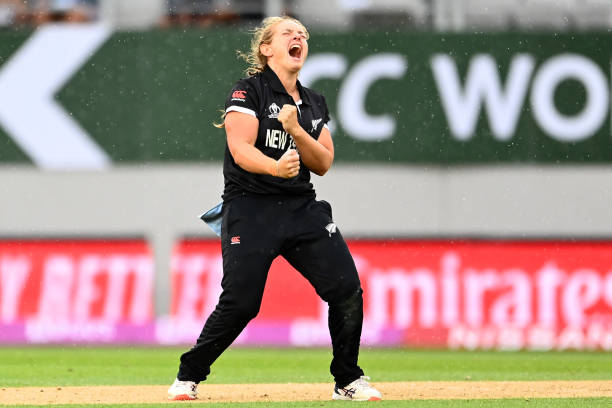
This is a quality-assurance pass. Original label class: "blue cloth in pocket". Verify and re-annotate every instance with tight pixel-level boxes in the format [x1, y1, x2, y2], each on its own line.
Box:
[199, 202, 223, 237]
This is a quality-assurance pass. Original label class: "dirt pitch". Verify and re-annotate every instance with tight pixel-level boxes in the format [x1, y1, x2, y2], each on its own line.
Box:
[1, 381, 612, 405]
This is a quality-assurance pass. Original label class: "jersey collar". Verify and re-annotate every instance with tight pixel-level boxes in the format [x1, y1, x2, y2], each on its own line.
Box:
[262, 65, 311, 106]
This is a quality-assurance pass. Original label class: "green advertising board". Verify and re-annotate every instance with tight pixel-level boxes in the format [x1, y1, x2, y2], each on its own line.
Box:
[0, 26, 611, 167]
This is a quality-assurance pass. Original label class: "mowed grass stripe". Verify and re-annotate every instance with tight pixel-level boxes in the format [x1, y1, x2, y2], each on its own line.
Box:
[1, 347, 612, 387]
[1, 393, 612, 408]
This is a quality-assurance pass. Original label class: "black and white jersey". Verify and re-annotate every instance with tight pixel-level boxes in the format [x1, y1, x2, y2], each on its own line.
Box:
[222, 65, 330, 202]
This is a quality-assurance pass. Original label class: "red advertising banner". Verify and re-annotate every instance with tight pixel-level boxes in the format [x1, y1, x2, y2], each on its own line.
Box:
[165, 239, 612, 350]
[0, 239, 154, 343]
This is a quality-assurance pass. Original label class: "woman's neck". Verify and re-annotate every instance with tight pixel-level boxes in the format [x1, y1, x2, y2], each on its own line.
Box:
[268, 63, 299, 99]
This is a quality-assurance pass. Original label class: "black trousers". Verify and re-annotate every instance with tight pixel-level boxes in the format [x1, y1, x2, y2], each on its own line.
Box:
[177, 194, 365, 388]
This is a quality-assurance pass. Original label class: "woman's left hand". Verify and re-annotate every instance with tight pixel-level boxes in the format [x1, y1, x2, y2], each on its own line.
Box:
[277, 104, 301, 135]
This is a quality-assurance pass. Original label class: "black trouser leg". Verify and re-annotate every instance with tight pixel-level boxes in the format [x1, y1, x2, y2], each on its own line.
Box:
[282, 200, 365, 388]
[177, 197, 278, 383]
[177, 283, 267, 382]
[328, 288, 364, 388]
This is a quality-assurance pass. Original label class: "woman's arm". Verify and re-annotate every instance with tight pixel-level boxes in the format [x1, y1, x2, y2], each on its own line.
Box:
[277, 105, 334, 176]
[225, 111, 300, 178]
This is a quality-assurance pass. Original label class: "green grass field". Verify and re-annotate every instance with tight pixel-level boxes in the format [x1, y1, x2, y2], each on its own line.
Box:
[1, 347, 611, 407]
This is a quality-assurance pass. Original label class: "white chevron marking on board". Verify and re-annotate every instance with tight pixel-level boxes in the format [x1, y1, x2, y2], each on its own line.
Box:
[0, 23, 112, 169]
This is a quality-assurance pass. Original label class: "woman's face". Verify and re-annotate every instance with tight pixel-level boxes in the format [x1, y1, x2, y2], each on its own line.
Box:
[262, 20, 309, 73]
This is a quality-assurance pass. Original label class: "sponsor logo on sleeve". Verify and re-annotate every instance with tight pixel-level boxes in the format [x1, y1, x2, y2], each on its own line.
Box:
[231, 90, 247, 101]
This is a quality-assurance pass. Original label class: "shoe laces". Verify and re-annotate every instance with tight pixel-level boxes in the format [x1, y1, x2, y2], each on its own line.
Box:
[353, 376, 372, 388]
[175, 380, 197, 392]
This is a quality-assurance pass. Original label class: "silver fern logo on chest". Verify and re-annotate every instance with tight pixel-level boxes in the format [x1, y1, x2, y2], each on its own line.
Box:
[311, 118, 322, 132]
[325, 223, 337, 237]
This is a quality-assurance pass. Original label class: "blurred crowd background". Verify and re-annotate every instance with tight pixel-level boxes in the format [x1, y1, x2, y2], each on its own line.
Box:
[0, 0, 611, 31]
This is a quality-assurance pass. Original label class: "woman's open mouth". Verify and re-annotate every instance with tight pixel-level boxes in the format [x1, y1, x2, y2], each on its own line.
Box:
[289, 44, 302, 60]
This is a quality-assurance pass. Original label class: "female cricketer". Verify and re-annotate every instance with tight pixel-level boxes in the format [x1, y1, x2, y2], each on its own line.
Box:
[168, 15, 382, 402]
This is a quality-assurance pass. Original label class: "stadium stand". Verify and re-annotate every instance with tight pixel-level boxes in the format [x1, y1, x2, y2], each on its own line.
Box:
[351, 0, 429, 29]
[572, 0, 612, 30]
[32, 0, 98, 24]
[435, 0, 612, 31]
[0, 0, 28, 26]
[0, 1, 610, 32]
[161, 0, 264, 27]
[0, 0, 98, 25]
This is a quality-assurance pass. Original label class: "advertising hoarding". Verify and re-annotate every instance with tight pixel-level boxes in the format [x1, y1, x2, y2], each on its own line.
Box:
[2, 237, 610, 348]
[2, 29, 612, 166]
[166, 239, 612, 350]
[0, 239, 154, 343]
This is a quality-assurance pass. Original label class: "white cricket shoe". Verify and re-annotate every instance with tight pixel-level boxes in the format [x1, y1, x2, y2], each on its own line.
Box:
[332, 376, 382, 401]
[168, 378, 198, 400]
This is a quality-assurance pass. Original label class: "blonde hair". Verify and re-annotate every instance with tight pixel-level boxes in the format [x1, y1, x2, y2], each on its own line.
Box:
[214, 16, 309, 128]
[238, 15, 309, 76]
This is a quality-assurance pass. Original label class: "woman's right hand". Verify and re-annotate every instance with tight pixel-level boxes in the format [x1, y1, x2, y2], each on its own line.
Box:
[276, 149, 300, 178]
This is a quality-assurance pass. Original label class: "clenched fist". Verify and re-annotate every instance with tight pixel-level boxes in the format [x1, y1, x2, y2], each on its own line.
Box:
[277, 104, 300, 135]
[276, 148, 300, 178]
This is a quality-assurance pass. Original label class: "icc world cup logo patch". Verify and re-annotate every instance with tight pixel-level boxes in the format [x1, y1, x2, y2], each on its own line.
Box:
[268, 103, 281, 118]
